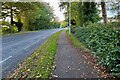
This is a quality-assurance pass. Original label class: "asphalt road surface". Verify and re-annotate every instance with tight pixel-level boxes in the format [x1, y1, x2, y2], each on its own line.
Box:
[1, 29, 62, 78]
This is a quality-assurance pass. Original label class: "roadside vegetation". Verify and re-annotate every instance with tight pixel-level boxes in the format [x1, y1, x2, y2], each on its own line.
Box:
[71, 23, 120, 77]
[60, 1, 120, 78]
[66, 30, 90, 53]
[8, 31, 62, 78]
[1, 2, 60, 34]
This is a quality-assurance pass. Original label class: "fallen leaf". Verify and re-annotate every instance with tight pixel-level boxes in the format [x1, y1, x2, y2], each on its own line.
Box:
[53, 75, 58, 78]
[26, 69, 30, 72]
[78, 68, 80, 71]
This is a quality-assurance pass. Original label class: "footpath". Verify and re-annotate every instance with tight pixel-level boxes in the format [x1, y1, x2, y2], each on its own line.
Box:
[53, 31, 101, 78]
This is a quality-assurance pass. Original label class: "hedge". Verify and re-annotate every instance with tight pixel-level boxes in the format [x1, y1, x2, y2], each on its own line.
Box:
[73, 22, 120, 77]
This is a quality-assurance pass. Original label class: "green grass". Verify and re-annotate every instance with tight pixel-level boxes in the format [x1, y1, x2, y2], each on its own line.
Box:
[9, 30, 62, 78]
[66, 30, 90, 53]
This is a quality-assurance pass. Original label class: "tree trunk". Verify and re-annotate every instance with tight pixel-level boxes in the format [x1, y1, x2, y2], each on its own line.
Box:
[22, 11, 29, 31]
[101, 2, 107, 24]
[10, 4, 13, 25]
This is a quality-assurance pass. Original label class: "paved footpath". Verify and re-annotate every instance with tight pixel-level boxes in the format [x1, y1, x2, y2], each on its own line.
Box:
[53, 31, 101, 78]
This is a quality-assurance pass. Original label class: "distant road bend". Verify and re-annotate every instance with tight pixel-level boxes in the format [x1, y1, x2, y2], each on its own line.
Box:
[1, 29, 62, 78]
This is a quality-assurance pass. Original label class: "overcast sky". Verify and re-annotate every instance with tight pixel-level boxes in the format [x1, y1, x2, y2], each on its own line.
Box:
[44, 0, 65, 21]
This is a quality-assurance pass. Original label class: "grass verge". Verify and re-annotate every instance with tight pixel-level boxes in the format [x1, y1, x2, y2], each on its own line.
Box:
[66, 30, 89, 53]
[8, 30, 62, 78]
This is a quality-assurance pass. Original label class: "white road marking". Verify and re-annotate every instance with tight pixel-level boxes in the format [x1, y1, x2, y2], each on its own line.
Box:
[25, 40, 40, 49]
[0, 56, 12, 64]
[25, 36, 47, 49]
[25, 44, 34, 49]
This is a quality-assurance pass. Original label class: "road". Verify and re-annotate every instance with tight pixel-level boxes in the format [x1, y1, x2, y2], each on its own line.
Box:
[1, 29, 62, 78]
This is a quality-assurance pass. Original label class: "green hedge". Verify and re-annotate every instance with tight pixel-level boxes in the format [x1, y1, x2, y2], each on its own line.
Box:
[73, 22, 120, 77]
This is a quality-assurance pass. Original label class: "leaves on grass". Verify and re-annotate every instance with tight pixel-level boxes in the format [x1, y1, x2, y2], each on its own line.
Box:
[8, 31, 62, 78]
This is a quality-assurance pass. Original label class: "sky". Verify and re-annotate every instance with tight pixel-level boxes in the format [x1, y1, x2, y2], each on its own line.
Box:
[44, 0, 65, 21]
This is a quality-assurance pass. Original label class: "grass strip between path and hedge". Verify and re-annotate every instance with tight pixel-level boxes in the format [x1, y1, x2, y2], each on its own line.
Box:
[66, 30, 90, 53]
[9, 30, 62, 78]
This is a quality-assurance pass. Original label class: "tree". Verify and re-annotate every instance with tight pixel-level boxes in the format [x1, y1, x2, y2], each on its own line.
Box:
[83, 2, 100, 23]
[59, 2, 100, 26]
[71, 2, 84, 26]
[28, 2, 54, 30]
[101, 2, 107, 23]
[1, 2, 55, 32]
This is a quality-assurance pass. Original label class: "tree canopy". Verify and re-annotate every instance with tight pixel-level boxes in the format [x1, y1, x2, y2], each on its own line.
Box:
[59, 2, 100, 27]
[1, 2, 56, 32]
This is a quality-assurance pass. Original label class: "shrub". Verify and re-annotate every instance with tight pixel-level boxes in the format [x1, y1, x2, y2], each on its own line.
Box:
[2, 25, 10, 34]
[108, 22, 120, 28]
[9, 25, 18, 33]
[73, 22, 120, 77]
[2, 25, 18, 34]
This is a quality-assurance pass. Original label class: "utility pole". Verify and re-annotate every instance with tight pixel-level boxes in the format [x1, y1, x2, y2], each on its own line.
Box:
[68, 0, 71, 35]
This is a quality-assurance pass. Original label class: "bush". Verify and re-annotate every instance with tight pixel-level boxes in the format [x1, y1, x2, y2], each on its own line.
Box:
[2, 25, 18, 34]
[9, 25, 18, 33]
[73, 22, 120, 77]
[107, 22, 120, 28]
[2, 25, 10, 34]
